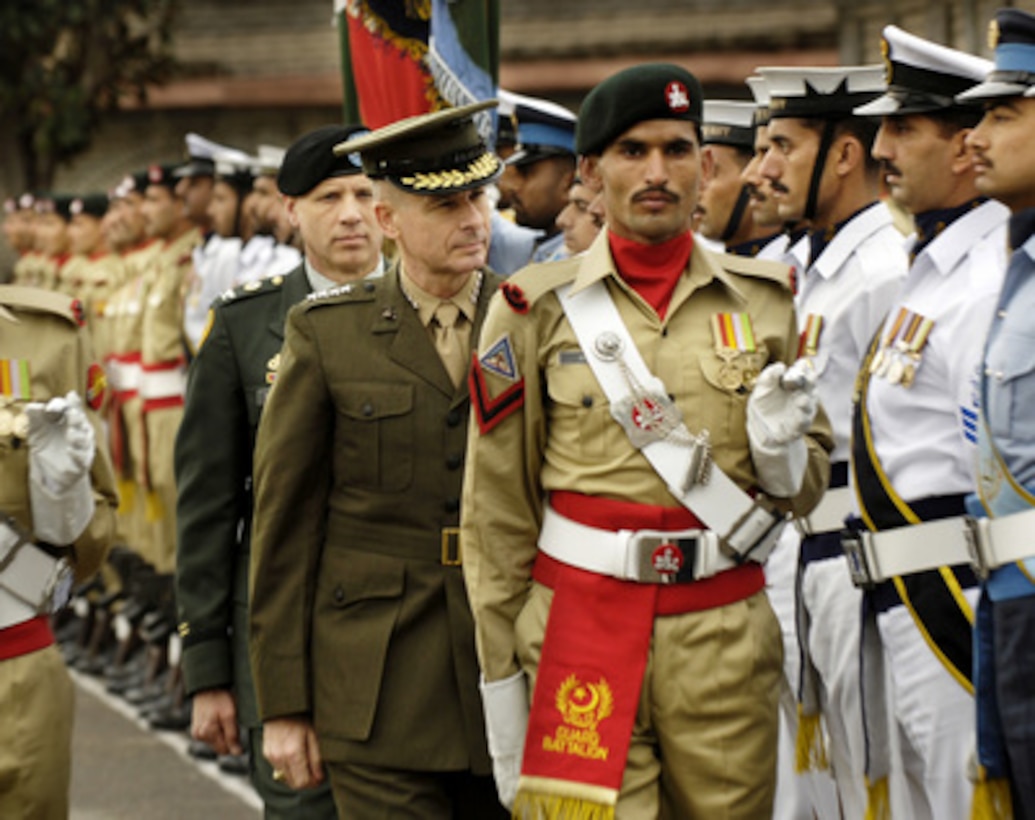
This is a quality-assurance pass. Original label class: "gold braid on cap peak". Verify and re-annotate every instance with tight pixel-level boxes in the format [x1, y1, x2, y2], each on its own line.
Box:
[400, 153, 498, 191]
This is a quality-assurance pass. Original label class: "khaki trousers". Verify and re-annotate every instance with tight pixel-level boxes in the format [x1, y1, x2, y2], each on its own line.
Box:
[0, 645, 74, 820]
[515, 581, 783, 819]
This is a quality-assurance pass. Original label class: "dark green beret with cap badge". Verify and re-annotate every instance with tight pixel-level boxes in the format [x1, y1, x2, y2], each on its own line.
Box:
[333, 100, 503, 195]
[575, 63, 704, 157]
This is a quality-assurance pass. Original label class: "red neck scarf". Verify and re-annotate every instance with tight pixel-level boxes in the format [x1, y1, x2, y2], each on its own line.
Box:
[608, 230, 694, 320]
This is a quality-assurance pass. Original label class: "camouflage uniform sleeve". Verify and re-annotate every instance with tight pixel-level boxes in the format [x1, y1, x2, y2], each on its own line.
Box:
[248, 303, 333, 720]
[461, 285, 548, 683]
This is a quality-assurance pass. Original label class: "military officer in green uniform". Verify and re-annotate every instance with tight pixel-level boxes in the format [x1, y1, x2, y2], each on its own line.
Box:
[174, 124, 379, 818]
[248, 102, 509, 819]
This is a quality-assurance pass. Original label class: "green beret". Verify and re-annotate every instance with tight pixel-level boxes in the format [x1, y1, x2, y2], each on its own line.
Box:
[576, 63, 703, 156]
[278, 124, 369, 197]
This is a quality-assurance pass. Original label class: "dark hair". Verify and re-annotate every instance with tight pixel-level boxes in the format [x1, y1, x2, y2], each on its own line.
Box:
[801, 116, 881, 176]
[927, 106, 984, 137]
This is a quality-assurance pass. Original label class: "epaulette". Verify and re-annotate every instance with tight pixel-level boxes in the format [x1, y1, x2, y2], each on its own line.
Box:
[301, 278, 378, 310]
[720, 252, 793, 292]
[0, 285, 86, 327]
[501, 257, 580, 310]
[219, 274, 288, 306]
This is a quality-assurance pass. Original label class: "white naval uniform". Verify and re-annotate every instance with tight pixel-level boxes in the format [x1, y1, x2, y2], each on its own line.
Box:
[763, 220, 842, 820]
[183, 234, 242, 352]
[236, 234, 302, 286]
[796, 202, 908, 819]
[863, 199, 1008, 820]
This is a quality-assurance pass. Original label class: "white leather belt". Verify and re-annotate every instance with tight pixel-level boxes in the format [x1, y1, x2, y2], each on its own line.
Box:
[539, 504, 744, 585]
[968, 509, 1035, 577]
[799, 486, 852, 535]
[0, 519, 72, 630]
[140, 366, 186, 400]
[107, 358, 142, 392]
[840, 516, 972, 588]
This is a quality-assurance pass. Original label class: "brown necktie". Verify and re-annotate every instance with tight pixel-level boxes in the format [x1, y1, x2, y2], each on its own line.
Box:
[432, 301, 466, 387]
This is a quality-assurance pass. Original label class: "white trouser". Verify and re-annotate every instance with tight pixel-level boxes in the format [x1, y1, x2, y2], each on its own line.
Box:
[876, 587, 979, 820]
[765, 527, 839, 819]
[800, 554, 868, 819]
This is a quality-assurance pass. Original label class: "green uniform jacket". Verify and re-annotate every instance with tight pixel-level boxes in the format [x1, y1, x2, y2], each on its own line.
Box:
[175, 266, 309, 726]
[249, 264, 500, 772]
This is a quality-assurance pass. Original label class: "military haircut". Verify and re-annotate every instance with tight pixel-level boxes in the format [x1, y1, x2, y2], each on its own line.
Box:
[800, 116, 882, 177]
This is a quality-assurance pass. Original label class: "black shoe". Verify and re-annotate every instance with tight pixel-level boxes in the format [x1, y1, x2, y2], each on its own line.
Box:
[217, 752, 250, 776]
[187, 738, 218, 761]
[147, 701, 192, 731]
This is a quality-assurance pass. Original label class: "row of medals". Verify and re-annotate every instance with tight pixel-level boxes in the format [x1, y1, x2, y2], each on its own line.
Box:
[869, 341, 920, 387]
[717, 352, 760, 392]
[0, 397, 29, 440]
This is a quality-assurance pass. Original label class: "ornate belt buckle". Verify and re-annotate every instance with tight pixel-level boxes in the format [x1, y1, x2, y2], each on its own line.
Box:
[627, 530, 697, 584]
[441, 528, 462, 567]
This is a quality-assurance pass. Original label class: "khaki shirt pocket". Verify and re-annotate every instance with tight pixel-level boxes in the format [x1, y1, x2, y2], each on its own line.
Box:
[334, 381, 414, 492]
[312, 549, 405, 742]
[545, 355, 611, 460]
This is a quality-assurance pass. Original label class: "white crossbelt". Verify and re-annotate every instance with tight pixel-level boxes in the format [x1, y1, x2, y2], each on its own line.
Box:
[799, 485, 853, 535]
[558, 281, 785, 563]
[969, 508, 1035, 575]
[0, 519, 72, 630]
[140, 366, 186, 400]
[539, 504, 742, 584]
[841, 516, 973, 587]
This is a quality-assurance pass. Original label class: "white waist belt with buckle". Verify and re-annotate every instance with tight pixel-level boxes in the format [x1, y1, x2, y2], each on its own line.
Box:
[539, 504, 742, 584]
[969, 508, 1035, 576]
[799, 486, 852, 535]
[0, 520, 72, 630]
[140, 366, 186, 400]
[841, 516, 973, 588]
[107, 358, 142, 392]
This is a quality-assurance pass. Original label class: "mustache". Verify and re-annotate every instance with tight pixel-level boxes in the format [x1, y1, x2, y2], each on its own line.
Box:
[632, 186, 678, 203]
[768, 179, 790, 195]
[881, 160, 903, 178]
[745, 183, 767, 203]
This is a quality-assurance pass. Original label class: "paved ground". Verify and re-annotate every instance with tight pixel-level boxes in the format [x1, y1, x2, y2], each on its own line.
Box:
[69, 671, 262, 820]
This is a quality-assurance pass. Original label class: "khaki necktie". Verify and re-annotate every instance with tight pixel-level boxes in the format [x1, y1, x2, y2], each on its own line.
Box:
[432, 300, 466, 387]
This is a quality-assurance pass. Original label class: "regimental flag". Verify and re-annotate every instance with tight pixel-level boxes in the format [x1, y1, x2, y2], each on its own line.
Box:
[335, 0, 499, 137]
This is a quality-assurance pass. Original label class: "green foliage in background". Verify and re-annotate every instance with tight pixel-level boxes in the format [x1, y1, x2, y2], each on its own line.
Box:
[0, 0, 179, 190]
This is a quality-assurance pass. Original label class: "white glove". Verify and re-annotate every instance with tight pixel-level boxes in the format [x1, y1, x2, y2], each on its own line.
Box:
[747, 361, 818, 497]
[480, 671, 529, 810]
[26, 391, 96, 545]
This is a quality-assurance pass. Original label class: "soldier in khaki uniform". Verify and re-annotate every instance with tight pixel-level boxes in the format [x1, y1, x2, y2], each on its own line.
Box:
[0, 285, 118, 818]
[175, 124, 376, 819]
[461, 64, 833, 819]
[139, 163, 203, 575]
[32, 195, 73, 292]
[249, 103, 509, 819]
[3, 194, 37, 285]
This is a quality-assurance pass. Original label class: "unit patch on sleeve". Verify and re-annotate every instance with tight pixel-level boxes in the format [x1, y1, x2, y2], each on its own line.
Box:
[470, 333, 525, 434]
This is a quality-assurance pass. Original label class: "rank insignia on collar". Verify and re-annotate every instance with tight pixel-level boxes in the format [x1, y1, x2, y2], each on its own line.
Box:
[479, 335, 518, 381]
